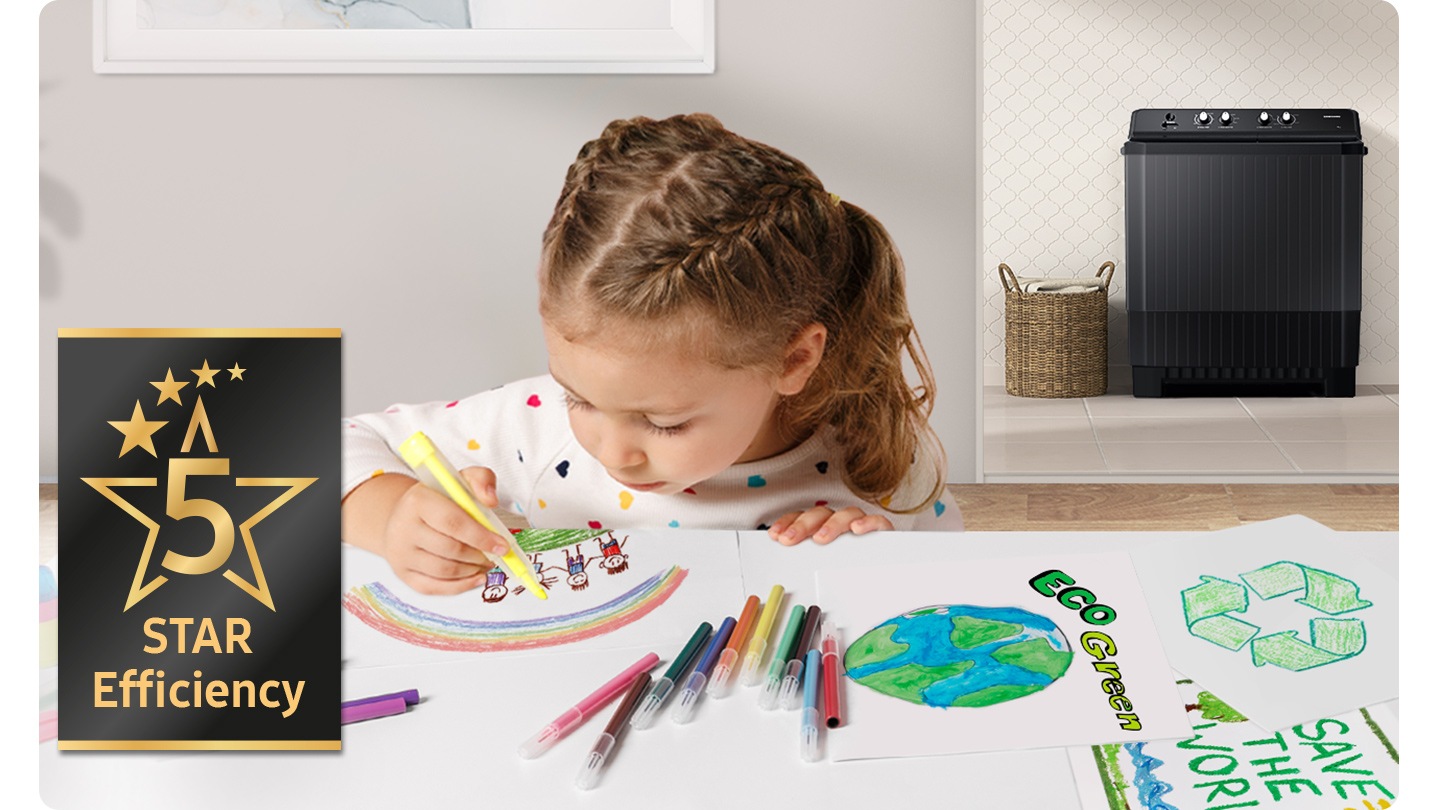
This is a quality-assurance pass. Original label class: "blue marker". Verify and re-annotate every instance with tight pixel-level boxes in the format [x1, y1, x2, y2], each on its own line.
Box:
[672, 616, 736, 725]
[800, 648, 823, 762]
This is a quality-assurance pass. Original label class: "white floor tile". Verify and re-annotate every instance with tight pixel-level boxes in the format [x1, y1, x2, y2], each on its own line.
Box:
[1278, 442, 1399, 473]
[1253, 415, 1399, 443]
[983, 417, 1097, 443]
[983, 390, 1090, 418]
[1083, 394, 1251, 418]
[1372, 385, 1399, 394]
[1091, 416, 1270, 443]
[1240, 390, 1398, 417]
[1100, 442, 1296, 473]
[983, 440, 1108, 473]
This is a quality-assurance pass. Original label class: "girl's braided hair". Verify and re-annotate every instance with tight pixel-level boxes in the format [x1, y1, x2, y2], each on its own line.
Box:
[538, 114, 945, 513]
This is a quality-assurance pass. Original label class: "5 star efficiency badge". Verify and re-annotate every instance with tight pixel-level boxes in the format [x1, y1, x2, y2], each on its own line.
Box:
[57, 329, 341, 750]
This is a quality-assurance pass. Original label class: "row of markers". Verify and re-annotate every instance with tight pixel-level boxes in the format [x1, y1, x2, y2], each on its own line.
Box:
[515, 585, 845, 790]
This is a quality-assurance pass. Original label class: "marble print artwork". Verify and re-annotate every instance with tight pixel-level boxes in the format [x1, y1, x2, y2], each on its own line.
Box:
[138, 0, 473, 29]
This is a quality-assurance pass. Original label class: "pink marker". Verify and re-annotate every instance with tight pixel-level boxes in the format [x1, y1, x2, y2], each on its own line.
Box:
[517, 652, 660, 759]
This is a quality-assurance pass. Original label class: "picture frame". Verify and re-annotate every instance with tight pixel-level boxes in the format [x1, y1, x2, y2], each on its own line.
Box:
[95, 0, 714, 74]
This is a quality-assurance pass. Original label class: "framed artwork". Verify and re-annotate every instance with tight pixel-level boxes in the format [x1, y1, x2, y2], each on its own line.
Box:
[96, 0, 714, 73]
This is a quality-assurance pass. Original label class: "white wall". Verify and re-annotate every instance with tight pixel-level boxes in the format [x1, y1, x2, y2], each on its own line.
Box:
[39, 0, 980, 480]
[981, 0, 1399, 386]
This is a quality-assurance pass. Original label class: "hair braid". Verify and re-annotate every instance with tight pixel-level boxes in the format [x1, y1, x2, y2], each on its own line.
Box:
[538, 114, 945, 513]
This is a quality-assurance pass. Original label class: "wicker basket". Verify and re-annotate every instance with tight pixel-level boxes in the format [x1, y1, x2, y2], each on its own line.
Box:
[1000, 261, 1114, 398]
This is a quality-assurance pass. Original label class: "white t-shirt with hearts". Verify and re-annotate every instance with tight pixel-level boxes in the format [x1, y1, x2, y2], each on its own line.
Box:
[343, 375, 963, 533]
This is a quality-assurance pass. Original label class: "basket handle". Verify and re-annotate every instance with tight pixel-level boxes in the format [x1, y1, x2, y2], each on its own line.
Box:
[1095, 261, 1115, 291]
[998, 262, 1021, 294]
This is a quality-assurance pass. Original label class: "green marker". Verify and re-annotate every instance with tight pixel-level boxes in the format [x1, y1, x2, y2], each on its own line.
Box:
[629, 622, 712, 730]
[759, 605, 807, 711]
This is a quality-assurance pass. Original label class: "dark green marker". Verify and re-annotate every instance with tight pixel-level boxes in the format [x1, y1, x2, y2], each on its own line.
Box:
[629, 621, 712, 730]
[759, 604, 808, 711]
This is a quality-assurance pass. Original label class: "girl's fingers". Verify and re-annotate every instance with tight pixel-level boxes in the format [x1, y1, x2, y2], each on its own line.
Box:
[849, 513, 895, 535]
[400, 567, 489, 596]
[415, 489, 511, 557]
[813, 507, 867, 544]
[460, 466, 500, 508]
[778, 506, 840, 545]
[411, 523, 495, 566]
[767, 511, 804, 542]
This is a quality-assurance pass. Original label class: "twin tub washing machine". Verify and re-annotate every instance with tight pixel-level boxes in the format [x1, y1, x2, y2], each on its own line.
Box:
[1122, 108, 1367, 397]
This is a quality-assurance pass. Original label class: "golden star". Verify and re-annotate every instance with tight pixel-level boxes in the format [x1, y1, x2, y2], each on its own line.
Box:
[192, 360, 221, 388]
[227, 362, 246, 381]
[107, 401, 168, 458]
[149, 368, 189, 406]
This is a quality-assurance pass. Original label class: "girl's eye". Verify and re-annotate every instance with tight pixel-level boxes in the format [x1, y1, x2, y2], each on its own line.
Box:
[646, 420, 691, 437]
[561, 392, 592, 411]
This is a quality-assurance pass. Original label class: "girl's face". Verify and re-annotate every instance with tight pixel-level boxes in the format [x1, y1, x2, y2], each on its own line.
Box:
[543, 320, 815, 496]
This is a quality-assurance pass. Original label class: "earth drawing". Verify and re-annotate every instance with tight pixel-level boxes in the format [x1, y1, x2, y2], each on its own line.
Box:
[845, 604, 1074, 708]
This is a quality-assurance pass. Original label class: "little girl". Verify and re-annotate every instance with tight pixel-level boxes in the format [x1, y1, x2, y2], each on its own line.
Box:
[342, 113, 963, 594]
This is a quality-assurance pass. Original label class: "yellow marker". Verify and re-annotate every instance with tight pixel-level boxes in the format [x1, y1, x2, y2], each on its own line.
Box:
[739, 584, 786, 686]
[398, 431, 547, 601]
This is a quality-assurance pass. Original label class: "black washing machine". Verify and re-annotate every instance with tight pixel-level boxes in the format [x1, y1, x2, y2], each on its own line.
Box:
[1122, 108, 1367, 397]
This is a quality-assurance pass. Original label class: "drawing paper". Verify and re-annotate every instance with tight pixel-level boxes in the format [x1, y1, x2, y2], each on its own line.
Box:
[1067, 677, 1399, 810]
[815, 552, 1190, 760]
[1128, 522, 1398, 731]
[342, 529, 744, 667]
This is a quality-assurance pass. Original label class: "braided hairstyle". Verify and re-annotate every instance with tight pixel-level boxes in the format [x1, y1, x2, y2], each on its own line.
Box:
[538, 114, 945, 513]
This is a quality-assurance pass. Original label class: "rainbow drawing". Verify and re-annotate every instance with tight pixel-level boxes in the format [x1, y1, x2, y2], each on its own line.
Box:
[343, 566, 689, 652]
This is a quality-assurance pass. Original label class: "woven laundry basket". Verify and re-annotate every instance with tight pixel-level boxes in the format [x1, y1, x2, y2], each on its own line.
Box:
[1000, 261, 1114, 398]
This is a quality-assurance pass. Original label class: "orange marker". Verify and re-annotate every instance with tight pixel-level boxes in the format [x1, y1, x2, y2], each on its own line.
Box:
[707, 594, 761, 698]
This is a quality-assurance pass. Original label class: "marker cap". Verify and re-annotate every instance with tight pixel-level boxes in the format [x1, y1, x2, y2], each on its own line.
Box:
[780, 659, 805, 711]
[739, 640, 768, 686]
[707, 649, 739, 699]
[517, 707, 582, 759]
[800, 708, 822, 763]
[574, 733, 616, 791]
[672, 671, 708, 725]
[629, 677, 675, 731]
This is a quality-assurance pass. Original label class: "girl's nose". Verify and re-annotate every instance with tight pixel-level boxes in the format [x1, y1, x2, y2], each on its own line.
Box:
[594, 428, 646, 471]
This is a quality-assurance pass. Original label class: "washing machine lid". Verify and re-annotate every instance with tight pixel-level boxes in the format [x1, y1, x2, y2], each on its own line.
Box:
[1127, 108, 1363, 142]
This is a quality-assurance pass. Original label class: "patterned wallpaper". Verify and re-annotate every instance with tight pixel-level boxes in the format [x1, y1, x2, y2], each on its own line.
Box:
[982, 0, 1399, 384]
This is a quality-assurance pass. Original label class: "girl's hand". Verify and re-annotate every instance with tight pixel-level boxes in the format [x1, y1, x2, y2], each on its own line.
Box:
[767, 505, 894, 546]
[376, 467, 513, 595]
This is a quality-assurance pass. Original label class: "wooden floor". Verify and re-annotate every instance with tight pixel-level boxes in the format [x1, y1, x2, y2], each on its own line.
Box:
[41, 483, 1398, 534]
[947, 484, 1398, 532]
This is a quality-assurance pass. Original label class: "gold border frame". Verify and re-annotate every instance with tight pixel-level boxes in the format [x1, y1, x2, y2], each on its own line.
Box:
[58, 740, 342, 751]
[59, 329, 340, 338]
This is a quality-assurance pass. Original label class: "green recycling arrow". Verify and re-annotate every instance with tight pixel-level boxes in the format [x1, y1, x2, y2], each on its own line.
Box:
[1251, 618, 1367, 671]
[1240, 562, 1373, 614]
[1181, 561, 1372, 671]
[1182, 575, 1259, 651]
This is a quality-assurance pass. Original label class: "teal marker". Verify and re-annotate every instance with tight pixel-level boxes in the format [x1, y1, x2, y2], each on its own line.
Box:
[758, 605, 807, 711]
[629, 622, 712, 730]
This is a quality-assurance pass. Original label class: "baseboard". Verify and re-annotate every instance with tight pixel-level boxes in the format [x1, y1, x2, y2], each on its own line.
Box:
[985, 364, 1399, 389]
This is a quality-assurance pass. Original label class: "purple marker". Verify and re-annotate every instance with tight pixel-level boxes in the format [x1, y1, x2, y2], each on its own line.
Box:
[341, 696, 408, 725]
[342, 689, 421, 711]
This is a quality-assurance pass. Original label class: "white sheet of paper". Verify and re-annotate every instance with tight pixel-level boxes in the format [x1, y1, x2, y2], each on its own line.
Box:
[1066, 678, 1399, 810]
[342, 529, 745, 668]
[1128, 521, 1398, 731]
[815, 552, 1191, 761]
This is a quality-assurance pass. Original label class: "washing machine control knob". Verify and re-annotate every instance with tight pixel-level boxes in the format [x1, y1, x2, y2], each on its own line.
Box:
[1280, 111, 1294, 125]
[1196, 111, 1211, 125]
[1219, 111, 1232, 125]
[1258, 111, 1271, 125]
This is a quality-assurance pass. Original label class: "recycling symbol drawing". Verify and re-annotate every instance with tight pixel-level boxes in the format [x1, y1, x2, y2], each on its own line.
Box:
[1181, 561, 1371, 672]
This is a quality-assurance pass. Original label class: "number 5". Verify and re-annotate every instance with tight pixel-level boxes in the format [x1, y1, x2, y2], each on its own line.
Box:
[162, 458, 235, 576]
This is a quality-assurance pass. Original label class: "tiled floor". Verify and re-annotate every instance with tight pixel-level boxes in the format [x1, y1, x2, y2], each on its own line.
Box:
[983, 384, 1399, 482]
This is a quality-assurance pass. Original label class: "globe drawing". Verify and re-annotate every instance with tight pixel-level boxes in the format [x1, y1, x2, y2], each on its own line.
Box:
[845, 604, 1073, 708]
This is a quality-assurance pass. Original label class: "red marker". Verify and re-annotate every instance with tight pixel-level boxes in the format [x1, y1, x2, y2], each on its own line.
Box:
[820, 620, 844, 728]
